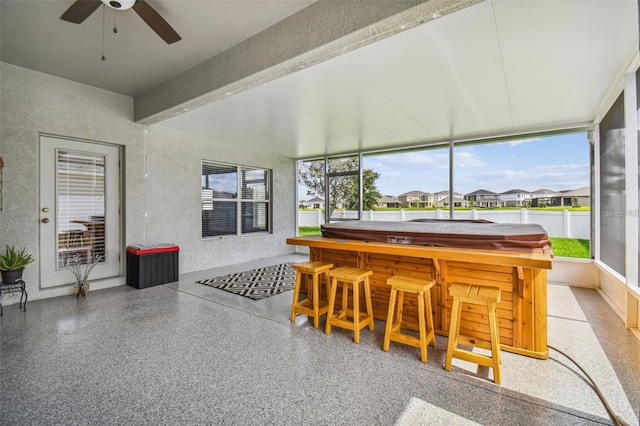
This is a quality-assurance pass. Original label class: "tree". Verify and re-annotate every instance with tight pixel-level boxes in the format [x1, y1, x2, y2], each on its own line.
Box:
[298, 158, 381, 219]
[571, 196, 580, 208]
[346, 169, 382, 211]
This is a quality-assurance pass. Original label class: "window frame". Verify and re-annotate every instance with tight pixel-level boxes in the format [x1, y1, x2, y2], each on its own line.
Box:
[201, 160, 272, 238]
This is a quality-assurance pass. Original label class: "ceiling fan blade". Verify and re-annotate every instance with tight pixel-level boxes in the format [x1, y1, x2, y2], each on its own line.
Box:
[132, 0, 181, 44]
[60, 0, 102, 24]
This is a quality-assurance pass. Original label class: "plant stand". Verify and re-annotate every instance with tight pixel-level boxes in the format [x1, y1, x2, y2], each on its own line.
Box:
[0, 279, 27, 316]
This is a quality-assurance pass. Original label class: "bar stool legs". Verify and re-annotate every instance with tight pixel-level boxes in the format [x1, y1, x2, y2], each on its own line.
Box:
[325, 266, 375, 343]
[382, 275, 436, 362]
[290, 261, 333, 328]
[444, 283, 502, 384]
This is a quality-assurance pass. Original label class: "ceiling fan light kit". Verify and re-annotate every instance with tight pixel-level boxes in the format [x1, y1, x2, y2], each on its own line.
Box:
[60, 0, 181, 44]
[103, 0, 136, 11]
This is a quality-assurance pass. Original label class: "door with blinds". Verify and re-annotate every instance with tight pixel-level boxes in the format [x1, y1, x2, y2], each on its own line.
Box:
[39, 136, 121, 288]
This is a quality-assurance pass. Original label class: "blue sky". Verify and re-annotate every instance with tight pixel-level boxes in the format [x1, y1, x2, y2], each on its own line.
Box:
[363, 132, 590, 197]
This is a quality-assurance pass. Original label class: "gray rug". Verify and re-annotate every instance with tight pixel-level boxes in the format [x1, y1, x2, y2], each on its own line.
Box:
[196, 262, 296, 300]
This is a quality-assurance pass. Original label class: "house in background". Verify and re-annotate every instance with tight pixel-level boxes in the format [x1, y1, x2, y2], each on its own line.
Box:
[299, 197, 324, 209]
[531, 186, 590, 208]
[532, 188, 559, 198]
[435, 195, 469, 208]
[377, 195, 402, 208]
[558, 187, 590, 207]
[530, 188, 561, 207]
[398, 190, 433, 208]
[500, 189, 534, 207]
[431, 191, 465, 207]
[464, 189, 504, 208]
[433, 190, 463, 203]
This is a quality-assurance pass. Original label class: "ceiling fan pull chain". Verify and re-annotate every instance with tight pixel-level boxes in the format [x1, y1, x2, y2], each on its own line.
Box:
[101, 5, 106, 61]
[113, 8, 118, 34]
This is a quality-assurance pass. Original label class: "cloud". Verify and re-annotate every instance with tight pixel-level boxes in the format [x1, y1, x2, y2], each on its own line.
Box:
[533, 163, 589, 171]
[367, 150, 485, 171]
[497, 137, 542, 147]
[454, 151, 485, 168]
[367, 151, 450, 170]
[475, 169, 531, 180]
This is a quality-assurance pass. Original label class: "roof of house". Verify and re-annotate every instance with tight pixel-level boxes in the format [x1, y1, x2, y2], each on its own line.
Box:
[378, 196, 400, 203]
[532, 188, 558, 194]
[557, 187, 590, 197]
[465, 189, 498, 196]
[438, 196, 467, 203]
[398, 190, 431, 197]
[433, 190, 463, 197]
[501, 189, 530, 195]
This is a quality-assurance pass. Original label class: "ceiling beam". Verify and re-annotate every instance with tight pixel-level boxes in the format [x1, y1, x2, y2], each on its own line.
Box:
[134, 0, 481, 124]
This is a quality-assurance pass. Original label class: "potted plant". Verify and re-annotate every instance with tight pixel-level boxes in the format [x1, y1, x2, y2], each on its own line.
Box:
[0, 245, 34, 284]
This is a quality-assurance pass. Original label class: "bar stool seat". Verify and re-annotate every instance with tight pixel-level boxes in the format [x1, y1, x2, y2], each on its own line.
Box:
[324, 266, 374, 343]
[382, 275, 436, 363]
[444, 283, 502, 384]
[290, 261, 334, 328]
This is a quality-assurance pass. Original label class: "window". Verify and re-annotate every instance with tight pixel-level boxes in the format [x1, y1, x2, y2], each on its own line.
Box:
[57, 150, 106, 267]
[363, 145, 450, 221]
[327, 155, 360, 222]
[201, 161, 270, 237]
[598, 93, 626, 276]
[297, 156, 361, 223]
[298, 132, 592, 258]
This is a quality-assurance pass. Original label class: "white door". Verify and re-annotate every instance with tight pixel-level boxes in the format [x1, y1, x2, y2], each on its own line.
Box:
[40, 136, 121, 288]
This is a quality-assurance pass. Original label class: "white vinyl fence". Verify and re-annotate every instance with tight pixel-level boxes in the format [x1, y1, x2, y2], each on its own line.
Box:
[298, 209, 590, 239]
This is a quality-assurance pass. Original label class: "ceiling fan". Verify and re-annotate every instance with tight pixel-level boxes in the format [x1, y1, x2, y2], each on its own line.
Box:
[60, 0, 181, 44]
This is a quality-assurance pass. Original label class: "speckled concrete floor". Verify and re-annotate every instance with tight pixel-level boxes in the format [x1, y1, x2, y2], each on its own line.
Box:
[1, 253, 639, 425]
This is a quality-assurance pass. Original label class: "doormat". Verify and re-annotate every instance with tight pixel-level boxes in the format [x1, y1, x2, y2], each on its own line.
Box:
[196, 263, 296, 300]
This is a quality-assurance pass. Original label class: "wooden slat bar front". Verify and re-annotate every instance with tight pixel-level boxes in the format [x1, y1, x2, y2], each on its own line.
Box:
[287, 236, 553, 359]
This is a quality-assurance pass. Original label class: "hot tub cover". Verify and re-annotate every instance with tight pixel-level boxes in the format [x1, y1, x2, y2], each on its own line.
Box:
[321, 219, 552, 256]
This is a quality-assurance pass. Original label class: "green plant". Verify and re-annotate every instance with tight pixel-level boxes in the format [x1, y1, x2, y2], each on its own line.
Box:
[571, 196, 580, 208]
[0, 245, 34, 271]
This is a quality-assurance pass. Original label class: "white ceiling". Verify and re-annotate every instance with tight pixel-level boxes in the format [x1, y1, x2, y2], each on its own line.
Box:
[1, 1, 638, 159]
[161, 0, 638, 158]
[0, 0, 315, 97]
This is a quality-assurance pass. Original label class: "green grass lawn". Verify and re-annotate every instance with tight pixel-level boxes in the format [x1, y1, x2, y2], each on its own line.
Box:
[549, 237, 590, 258]
[297, 227, 590, 259]
[298, 226, 321, 236]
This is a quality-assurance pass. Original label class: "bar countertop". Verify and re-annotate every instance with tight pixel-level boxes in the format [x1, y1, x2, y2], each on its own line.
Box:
[286, 236, 553, 270]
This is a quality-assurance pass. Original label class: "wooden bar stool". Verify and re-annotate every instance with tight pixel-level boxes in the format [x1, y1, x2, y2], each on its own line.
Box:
[444, 283, 502, 384]
[290, 261, 334, 328]
[382, 275, 436, 363]
[324, 266, 375, 343]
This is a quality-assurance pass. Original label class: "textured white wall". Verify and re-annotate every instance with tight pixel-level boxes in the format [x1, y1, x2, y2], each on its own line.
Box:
[0, 62, 296, 301]
[140, 124, 296, 272]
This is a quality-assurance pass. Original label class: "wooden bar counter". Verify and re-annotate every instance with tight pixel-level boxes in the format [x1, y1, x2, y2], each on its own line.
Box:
[287, 236, 553, 359]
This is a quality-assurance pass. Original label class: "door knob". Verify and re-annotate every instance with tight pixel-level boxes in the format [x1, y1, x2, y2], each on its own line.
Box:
[41, 218, 49, 223]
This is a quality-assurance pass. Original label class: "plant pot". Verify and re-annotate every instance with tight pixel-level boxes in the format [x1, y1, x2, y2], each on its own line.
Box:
[74, 282, 90, 298]
[1, 268, 24, 284]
